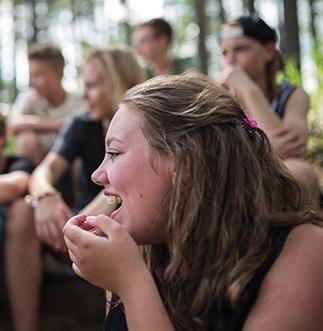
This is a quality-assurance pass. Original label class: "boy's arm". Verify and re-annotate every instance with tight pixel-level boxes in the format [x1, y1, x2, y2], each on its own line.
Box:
[29, 152, 68, 197]
[9, 113, 63, 134]
[0, 171, 29, 203]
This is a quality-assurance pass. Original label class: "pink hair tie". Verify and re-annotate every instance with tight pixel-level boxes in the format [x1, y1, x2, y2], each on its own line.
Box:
[243, 116, 257, 130]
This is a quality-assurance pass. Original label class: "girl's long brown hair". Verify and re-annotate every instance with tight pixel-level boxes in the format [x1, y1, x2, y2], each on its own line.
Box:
[121, 74, 320, 330]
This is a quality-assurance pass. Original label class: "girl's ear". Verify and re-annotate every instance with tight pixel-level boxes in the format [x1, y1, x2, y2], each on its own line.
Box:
[264, 42, 276, 63]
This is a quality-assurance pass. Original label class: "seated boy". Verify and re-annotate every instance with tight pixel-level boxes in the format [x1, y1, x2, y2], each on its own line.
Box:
[0, 115, 34, 302]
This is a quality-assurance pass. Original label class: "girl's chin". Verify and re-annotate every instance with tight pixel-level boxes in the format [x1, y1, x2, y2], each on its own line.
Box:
[132, 230, 167, 246]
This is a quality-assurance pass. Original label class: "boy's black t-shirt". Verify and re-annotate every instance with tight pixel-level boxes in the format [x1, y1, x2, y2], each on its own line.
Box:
[52, 111, 106, 210]
[3, 155, 35, 175]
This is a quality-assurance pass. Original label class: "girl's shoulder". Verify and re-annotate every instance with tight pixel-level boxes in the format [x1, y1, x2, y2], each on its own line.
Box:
[268, 223, 323, 286]
[283, 222, 323, 258]
[243, 223, 323, 331]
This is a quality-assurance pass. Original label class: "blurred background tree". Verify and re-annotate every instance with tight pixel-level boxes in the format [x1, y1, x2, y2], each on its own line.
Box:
[0, 0, 321, 97]
[0, 0, 322, 166]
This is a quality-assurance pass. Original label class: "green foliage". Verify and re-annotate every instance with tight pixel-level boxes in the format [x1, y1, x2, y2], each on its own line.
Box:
[6, 133, 16, 156]
[277, 56, 302, 86]
[278, 47, 323, 166]
[49, 0, 97, 18]
[307, 44, 323, 166]
[312, 43, 323, 89]
[164, 0, 196, 53]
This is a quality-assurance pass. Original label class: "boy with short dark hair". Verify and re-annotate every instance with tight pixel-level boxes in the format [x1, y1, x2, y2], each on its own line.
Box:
[134, 17, 198, 78]
[9, 43, 85, 165]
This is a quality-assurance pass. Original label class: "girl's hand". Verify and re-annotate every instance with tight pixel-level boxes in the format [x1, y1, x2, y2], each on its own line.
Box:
[63, 214, 149, 296]
[269, 124, 307, 159]
[219, 65, 257, 102]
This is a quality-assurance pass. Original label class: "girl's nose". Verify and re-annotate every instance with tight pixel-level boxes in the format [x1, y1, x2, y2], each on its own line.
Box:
[91, 165, 108, 186]
[225, 52, 236, 65]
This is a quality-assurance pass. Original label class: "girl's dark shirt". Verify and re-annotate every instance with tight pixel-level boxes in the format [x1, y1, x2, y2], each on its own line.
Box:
[271, 81, 296, 119]
[104, 227, 292, 331]
[52, 111, 105, 210]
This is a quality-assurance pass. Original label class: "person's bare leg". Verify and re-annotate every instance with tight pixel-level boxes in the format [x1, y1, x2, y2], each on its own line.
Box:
[5, 199, 42, 331]
[285, 158, 320, 209]
[14, 130, 45, 165]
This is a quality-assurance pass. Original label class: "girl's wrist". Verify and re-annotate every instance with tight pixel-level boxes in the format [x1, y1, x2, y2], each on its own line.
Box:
[120, 265, 175, 331]
[120, 264, 155, 303]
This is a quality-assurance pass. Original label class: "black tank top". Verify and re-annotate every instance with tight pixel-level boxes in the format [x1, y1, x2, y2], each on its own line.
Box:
[104, 227, 292, 331]
[104, 298, 127, 331]
[271, 81, 296, 119]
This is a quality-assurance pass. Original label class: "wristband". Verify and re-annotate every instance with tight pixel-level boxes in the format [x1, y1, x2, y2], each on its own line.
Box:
[24, 191, 60, 209]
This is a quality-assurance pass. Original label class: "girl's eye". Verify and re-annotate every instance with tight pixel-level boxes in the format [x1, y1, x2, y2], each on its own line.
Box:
[106, 151, 119, 159]
[235, 45, 250, 53]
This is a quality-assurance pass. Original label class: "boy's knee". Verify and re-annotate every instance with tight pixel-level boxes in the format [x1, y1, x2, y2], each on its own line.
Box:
[15, 130, 40, 147]
[6, 198, 34, 238]
[14, 130, 45, 164]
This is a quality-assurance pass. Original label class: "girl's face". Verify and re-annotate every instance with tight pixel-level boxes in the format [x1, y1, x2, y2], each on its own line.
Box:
[220, 36, 273, 80]
[92, 104, 174, 245]
[82, 62, 113, 120]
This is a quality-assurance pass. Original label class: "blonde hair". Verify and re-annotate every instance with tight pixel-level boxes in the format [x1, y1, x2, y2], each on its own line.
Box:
[83, 45, 145, 117]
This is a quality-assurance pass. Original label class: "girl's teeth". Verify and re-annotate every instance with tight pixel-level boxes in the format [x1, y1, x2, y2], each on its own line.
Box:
[107, 195, 122, 205]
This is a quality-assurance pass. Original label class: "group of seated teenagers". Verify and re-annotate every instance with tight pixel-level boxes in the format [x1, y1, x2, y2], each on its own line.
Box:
[2, 43, 146, 331]
[0, 14, 322, 331]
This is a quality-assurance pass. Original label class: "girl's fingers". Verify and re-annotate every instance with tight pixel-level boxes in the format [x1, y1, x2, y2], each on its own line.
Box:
[80, 220, 96, 231]
[63, 214, 87, 233]
[64, 235, 78, 252]
[72, 262, 82, 277]
[67, 249, 77, 265]
[63, 222, 93, 245]
[271, 125, 291, 137]
[86, 215, 120, 238]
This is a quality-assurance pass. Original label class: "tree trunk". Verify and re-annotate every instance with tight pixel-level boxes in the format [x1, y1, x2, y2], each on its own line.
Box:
[280, 0, 301, 71]
[194, 0, 208, 74]
[120, 0, 132, 45]
[29, 0, 38, 44]
[12, 1, 18, 99]
[243, 0, 256, 14]
[308, 0, 317, 45]
[215, 0, 226, 24]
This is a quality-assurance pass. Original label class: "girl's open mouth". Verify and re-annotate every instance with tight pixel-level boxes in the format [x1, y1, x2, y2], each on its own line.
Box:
[106, 195, 123, 217]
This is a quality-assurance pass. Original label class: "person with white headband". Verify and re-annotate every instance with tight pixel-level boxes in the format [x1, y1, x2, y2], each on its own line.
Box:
[219, 14, 320, 209]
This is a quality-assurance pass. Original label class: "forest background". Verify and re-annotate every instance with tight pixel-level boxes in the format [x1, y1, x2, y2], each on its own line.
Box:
[0, 0, 322, 167]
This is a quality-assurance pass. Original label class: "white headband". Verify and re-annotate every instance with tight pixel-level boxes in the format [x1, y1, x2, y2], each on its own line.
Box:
[220, 26, 244, 40]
